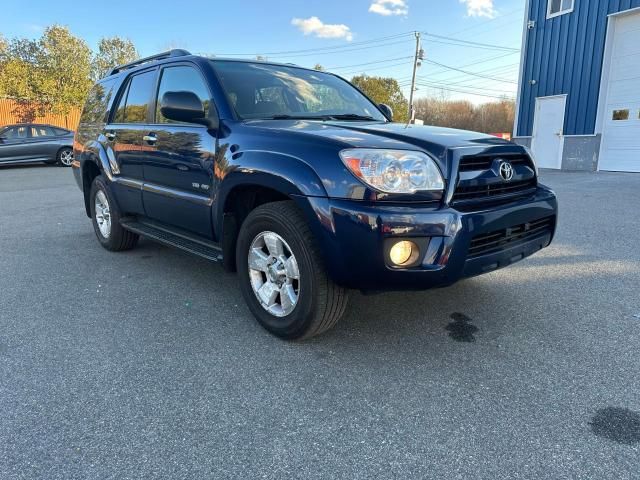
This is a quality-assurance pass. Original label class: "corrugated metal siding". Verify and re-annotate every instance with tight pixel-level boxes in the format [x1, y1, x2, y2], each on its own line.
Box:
[517, 0, 640, 136]
[0, 98, 81, 130]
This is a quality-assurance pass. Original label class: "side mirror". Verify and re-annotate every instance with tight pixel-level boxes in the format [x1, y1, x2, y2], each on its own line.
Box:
[160, 91, 217, 129]
[378, 103, 393, 121]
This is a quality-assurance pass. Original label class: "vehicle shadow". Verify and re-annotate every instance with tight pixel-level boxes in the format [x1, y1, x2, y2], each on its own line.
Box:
[127, 237, 638, 354]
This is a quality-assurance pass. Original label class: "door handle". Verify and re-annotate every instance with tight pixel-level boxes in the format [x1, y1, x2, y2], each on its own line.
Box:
[105, 131, 116, 141]
[143, 133, 157, 144]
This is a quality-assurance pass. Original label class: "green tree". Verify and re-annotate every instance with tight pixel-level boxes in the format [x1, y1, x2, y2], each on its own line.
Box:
[37, 26, 93, 115]
[350, 75, 409, 122]
[0, 34, 7, 61]
[0, 26, 94, 121]
[313, 63, 325, 71]
[92, 37, 138, 80]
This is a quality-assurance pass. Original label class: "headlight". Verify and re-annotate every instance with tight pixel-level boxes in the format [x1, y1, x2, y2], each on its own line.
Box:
[339, 149, 444, 194]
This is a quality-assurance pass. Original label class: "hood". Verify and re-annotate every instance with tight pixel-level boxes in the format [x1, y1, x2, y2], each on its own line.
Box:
[237, 119, 527, 201]
[245, 119, 515, 158]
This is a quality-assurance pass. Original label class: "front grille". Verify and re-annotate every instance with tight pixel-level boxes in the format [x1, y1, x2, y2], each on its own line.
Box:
[468, 216, 555, 258]
[452, 178, 537, 203]
[458, 155, 534, 172]
[452, 154, 537, 206]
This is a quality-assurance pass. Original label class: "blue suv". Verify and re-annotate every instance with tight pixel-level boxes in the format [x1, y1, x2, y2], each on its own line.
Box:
[73, 50, 558, 339]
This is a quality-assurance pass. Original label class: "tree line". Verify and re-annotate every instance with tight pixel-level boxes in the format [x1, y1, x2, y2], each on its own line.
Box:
[0, 26, 137, 122]
[0, 25, 514, 133]
[414, 97, 515, 134]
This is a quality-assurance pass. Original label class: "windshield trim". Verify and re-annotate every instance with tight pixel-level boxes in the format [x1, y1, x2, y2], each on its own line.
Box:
[209, 59, 388, 123]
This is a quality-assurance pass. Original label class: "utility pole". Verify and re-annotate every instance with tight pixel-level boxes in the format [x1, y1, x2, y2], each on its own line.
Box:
[408, 31, 424, 123]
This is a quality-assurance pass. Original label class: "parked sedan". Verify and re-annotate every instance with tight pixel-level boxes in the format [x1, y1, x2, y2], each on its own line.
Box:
[0, 123, 74, 167]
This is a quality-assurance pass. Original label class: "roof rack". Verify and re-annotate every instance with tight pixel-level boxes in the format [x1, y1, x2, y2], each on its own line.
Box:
[108, 49, 192, 76]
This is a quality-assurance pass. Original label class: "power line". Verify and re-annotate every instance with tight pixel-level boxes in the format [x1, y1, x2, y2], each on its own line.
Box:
[415, 82, 515, 100]
[410, 79, 516, 93]
[430, 62, 520, 86]
[213, 32, 414, 57]
[260, 39, 414, 59]
[421, 32, 520, 52]
[394, 51, 518, 83]
[422, 38, 518, 52]
[336, 60, 414, 77]
[424, 51, 518, 78]
[328, 56, 413, 70]
[424, 59, 518, 84]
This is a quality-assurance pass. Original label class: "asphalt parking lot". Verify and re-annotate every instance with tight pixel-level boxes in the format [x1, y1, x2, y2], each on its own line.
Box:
[1, 165, 639, 479]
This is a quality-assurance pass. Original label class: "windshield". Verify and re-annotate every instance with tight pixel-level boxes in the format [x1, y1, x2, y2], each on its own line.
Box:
[211, 60, 387, 122]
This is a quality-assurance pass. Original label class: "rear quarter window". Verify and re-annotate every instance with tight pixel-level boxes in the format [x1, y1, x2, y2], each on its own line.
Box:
[79, 79, 117, 126]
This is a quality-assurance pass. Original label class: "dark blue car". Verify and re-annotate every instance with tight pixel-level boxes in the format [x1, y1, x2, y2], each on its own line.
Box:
[73, 50, 558, 339]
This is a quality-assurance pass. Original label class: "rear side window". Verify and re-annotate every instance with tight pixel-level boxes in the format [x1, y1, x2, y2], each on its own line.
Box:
[113, 70, 156, 124]
[30, 126, 55, 137]
[53, 127, 70, 135]
[155, 65, 211, 123]
[79, 79, 117, 126]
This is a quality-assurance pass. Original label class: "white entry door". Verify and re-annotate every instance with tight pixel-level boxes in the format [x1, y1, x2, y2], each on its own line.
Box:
[531, 95, 567, 169]
[598, 11, 640, 172]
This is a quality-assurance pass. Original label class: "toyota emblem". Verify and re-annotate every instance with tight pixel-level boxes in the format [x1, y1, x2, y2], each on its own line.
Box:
[499, 161, 514, 181]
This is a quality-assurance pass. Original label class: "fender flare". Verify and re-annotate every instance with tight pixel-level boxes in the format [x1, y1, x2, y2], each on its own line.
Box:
[214, 149, 328, 233]
[78, 140, 115, 216]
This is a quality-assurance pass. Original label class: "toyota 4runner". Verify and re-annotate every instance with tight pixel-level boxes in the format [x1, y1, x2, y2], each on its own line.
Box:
[73, 49, 558, 339]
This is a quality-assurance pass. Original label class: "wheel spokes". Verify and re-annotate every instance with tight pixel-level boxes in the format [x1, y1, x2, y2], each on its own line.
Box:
[257, 282, 279, 307]
[263, 232, 284, 256]
[279, 284, 297, 314]
[248, 247, 269, 272]
[284, 255, 299, 280]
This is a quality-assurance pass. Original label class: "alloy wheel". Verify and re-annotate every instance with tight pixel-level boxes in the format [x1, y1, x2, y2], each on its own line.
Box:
[59, 149, 74, 166]
[248, 231, 300, 317]
[94, 190, 111, 239]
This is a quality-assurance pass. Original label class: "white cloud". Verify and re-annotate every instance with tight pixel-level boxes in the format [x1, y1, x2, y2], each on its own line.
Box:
[460, 0, 496, 18]
[291, 17, 353, 41]
[369, 0, 409, 16]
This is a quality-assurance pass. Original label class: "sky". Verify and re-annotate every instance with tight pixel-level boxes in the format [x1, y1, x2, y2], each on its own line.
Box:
[0, 0, 525, 105]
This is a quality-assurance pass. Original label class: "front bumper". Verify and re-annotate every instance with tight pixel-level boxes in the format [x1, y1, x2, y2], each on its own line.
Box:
[301, 186, 558, 290]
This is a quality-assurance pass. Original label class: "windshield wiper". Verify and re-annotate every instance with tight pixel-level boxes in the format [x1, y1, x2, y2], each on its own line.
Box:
[328, 114, 379, 121]
[264, 114, 332, 121]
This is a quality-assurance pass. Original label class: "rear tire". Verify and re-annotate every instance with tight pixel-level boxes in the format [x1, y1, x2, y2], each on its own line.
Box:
[89, 175, 139, 251]
[56, 147, 74, 167]
[236, 200, 349, 340]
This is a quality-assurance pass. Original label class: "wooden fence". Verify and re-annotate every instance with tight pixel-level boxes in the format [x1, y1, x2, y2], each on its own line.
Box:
[0, 98, 81, 130]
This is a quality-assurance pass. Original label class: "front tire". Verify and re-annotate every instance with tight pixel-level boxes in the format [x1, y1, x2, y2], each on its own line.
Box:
[57, 147, 74, 167]
[236, 201, 349, 340]
[89, 176, 139, 251]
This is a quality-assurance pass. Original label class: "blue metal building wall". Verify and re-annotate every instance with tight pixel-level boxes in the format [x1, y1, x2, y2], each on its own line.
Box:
[517, 0, 640, 137]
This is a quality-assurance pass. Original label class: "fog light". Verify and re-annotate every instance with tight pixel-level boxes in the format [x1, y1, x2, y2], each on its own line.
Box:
[389, 240, 418, 266]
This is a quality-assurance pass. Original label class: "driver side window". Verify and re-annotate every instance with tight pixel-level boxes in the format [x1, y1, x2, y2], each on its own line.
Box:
[2, 126, 28, 140]
[155, 66, 211, 124]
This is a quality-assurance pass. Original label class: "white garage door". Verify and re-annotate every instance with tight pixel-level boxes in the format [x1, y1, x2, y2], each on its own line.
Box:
[599, 11, 640, 172]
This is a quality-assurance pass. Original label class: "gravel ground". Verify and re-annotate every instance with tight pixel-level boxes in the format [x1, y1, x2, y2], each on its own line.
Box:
[1, 165, 639, 479]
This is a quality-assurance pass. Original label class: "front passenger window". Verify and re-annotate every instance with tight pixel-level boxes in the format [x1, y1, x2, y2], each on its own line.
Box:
[4, 127, 28, 139]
